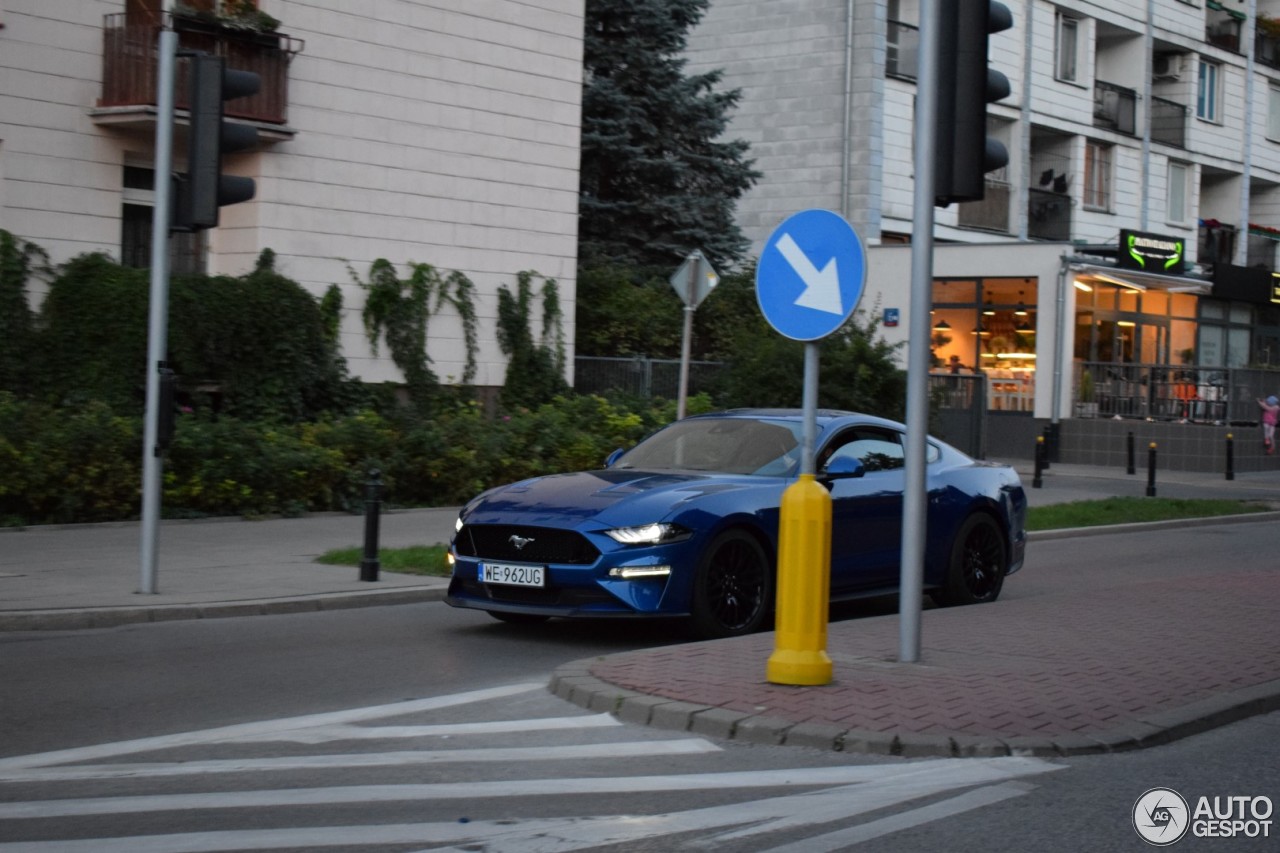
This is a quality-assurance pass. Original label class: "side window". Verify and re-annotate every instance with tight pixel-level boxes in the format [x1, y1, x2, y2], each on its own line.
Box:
[820, 427, 906, 472]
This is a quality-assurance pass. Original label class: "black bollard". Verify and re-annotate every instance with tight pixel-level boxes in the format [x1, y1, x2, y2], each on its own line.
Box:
[1032, 435, 1044, 488]
[1226, 433, 1235, 481]
[360, 469, 383, 582]
[1126, 431, 1135, 475]
[1040, 426, 1051, 470]
[1146, 443, 1157, 497]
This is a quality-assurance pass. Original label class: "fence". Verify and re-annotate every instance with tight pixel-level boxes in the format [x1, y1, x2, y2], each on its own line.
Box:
[573, 357, 723, 400]
[1076, 362, 1280, 424]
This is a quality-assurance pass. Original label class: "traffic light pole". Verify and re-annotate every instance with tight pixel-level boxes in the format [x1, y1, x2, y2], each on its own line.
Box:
[139, 28, 178, 595]
[900, 0, 940, 663]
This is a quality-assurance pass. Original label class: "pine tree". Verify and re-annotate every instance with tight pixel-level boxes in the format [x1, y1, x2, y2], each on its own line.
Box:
[580, 0, 759, 271]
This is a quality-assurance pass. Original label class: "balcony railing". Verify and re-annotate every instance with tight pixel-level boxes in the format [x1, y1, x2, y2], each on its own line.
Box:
[887, 20, 919, 80]
[1258, 32, 1280, 70]
[1093, 81, 1136, 136]
[1150, 96, 1188, 148]
[957, 178, 1011, 233]
[1206, 17, 1242, 52]
[99, 12, 302, 125]
[1028, 187, 1071, 241]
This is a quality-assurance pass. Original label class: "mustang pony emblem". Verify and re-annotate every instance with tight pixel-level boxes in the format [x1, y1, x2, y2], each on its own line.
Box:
[509, 534, 535, 551]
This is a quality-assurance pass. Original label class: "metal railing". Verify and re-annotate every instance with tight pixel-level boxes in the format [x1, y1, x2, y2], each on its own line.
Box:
[574, 356, 723, 400]
[1076, 362, 1280, 424]
[100, 12, 301, 124]
[1028, 187, 1071, 241]
[957, 179, 1011, 233]
[887, 20, 919, 80]
[1150, 97, 1188, 148]
[1093, 81, 1137, 136]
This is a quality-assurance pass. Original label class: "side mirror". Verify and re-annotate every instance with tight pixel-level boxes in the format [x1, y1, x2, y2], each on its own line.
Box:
[821, 455, 865, 481]
[604, 448, 625, 468]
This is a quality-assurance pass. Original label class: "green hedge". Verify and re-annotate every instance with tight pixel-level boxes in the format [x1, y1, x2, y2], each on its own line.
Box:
[0, 392, 706, 526]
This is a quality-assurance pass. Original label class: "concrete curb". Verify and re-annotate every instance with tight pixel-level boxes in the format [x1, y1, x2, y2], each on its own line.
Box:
[549, 663, 1280, 758]
[0, 587, 447, 632]
[1026, 509, 1280, 541]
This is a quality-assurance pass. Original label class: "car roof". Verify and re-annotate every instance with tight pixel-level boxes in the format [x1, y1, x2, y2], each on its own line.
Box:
[689, 408, 902, 430]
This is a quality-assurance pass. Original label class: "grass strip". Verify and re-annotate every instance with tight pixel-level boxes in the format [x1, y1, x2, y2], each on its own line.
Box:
[1026, 497, 1268, 531]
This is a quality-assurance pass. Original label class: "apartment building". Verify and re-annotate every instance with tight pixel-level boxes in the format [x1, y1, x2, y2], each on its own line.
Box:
[0, 0, 584, 388]
[688, 0, 1280, 431]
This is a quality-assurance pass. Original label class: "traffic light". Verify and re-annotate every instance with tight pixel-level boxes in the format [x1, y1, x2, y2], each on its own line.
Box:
[934, 0, 1013, 207]
[173, 53, 260, 232]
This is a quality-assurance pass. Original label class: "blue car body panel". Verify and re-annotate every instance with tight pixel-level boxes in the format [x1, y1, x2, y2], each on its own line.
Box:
[445, 409, 1027, 622]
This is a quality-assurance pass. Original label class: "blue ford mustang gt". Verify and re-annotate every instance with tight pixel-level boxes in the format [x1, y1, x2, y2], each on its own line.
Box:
[446, 409, 1026, 638]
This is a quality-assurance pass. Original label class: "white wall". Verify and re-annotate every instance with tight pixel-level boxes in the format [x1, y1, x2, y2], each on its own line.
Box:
[0, 0, 585, 388]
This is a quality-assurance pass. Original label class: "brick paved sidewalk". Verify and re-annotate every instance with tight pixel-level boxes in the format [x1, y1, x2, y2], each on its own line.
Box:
[553, 564, 1280, 757]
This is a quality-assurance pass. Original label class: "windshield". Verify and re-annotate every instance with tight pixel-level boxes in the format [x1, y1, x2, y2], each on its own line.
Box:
[614, 417, 803, 476]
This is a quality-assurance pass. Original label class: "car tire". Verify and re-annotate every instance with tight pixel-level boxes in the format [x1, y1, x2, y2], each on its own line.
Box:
[690, 529, 773, 639]
[934, 513, 1006, 607]
[488, 611, 551, 625]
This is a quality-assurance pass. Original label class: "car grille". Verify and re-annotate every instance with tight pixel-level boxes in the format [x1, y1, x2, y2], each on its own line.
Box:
[455, 524, 600, 565]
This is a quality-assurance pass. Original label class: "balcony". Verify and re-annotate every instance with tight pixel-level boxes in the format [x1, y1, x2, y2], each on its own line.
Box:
[1093, 81, 1136, 136]
[1205, 15, 1242, 52]
[887, 20, 919, 80]
[95, 12, 302, 132]
[957, 177, 1011, 233]
[1028, 187, 1071, 241]
[1150, 97, 1188, 148]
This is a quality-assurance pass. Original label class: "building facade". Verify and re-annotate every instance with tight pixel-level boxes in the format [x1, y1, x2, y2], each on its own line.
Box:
[687, 0, 1280, 429]
[0, 0, 584, 388]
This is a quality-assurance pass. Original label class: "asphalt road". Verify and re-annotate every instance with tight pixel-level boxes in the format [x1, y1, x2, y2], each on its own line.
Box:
[1, 521, 1277, 851]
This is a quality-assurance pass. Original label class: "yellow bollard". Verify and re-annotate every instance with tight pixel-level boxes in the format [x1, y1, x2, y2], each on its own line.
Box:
[767, 473, 833, 685]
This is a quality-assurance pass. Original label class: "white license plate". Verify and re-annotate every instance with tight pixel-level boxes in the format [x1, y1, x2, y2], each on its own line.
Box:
[479, 562, 545, 587]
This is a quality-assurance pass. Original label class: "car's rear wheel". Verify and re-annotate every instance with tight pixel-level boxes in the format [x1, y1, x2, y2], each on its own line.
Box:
[488, 611, 551, 625]
[934, 514, 1006, 607]
[690, 529, 773, 639]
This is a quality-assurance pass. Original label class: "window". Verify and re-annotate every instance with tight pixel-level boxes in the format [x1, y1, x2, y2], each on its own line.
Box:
[1167, 162, 1187, 223]
[1083, 141, 1112, 210]
[1197, 60, 1220, 122]
[1269, 87, 1280, 139]
[121, 166, 204, 275]
[1056, 15, 1079, 82]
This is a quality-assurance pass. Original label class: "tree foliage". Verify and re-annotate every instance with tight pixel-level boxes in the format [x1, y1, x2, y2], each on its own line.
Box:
[580, 0, 759, 270]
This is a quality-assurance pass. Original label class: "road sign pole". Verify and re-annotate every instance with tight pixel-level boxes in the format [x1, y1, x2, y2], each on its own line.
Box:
[900, 0, 941, 663]
[767, 343, 833, 685]
[676, 262, 696, 420]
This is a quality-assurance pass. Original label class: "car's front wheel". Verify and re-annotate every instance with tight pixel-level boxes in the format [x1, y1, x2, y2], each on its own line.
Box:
[690, 529, 773, 639]
[934, 513, 1006, 607]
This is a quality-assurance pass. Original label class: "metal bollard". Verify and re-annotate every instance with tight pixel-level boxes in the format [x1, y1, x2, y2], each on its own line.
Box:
[360, 469, 383, 582]
[1126, 431, 1135, 475]
[1225, 433, 1235, 481]
[1146, 443, 1157, 497]
[1032, 435, 1044, 489]
[1040, 426, 1051, 470]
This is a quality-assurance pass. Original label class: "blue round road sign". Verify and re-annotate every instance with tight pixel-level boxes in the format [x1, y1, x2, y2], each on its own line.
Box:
[756, 209, 866, 341]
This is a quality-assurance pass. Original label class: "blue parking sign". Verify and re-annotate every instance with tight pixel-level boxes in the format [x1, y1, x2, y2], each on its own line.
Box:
[756, 209, 866, 341]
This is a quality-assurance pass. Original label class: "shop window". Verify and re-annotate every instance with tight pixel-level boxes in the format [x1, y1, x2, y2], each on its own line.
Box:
[1083, 141, 1112, 210]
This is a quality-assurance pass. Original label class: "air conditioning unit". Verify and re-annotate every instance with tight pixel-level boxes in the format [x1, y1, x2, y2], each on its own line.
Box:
[1153, 53, 1184, 81]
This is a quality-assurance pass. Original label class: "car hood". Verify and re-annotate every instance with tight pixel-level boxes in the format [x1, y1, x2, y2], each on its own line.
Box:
[461, 468, 763, 528]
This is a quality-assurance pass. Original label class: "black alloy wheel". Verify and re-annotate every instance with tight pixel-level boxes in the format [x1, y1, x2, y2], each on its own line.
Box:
[935, 514, 1006, 607]
[690, 529, 773, 639]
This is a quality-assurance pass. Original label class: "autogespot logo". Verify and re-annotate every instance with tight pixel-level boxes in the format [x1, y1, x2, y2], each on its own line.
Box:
[1134, 787, 1191, 846]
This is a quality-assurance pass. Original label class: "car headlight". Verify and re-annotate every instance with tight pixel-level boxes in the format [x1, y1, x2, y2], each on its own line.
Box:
[604, 522, 691, 545]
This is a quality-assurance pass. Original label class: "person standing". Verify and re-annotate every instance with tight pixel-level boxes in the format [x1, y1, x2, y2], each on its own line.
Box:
[1259, 395, 1279, 454]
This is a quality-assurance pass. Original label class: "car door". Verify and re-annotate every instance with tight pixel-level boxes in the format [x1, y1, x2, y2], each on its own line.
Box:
[821, 426, 907, 594]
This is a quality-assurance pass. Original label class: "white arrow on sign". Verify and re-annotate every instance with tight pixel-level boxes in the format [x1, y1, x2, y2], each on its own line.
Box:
[775, 232, 843, 316]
